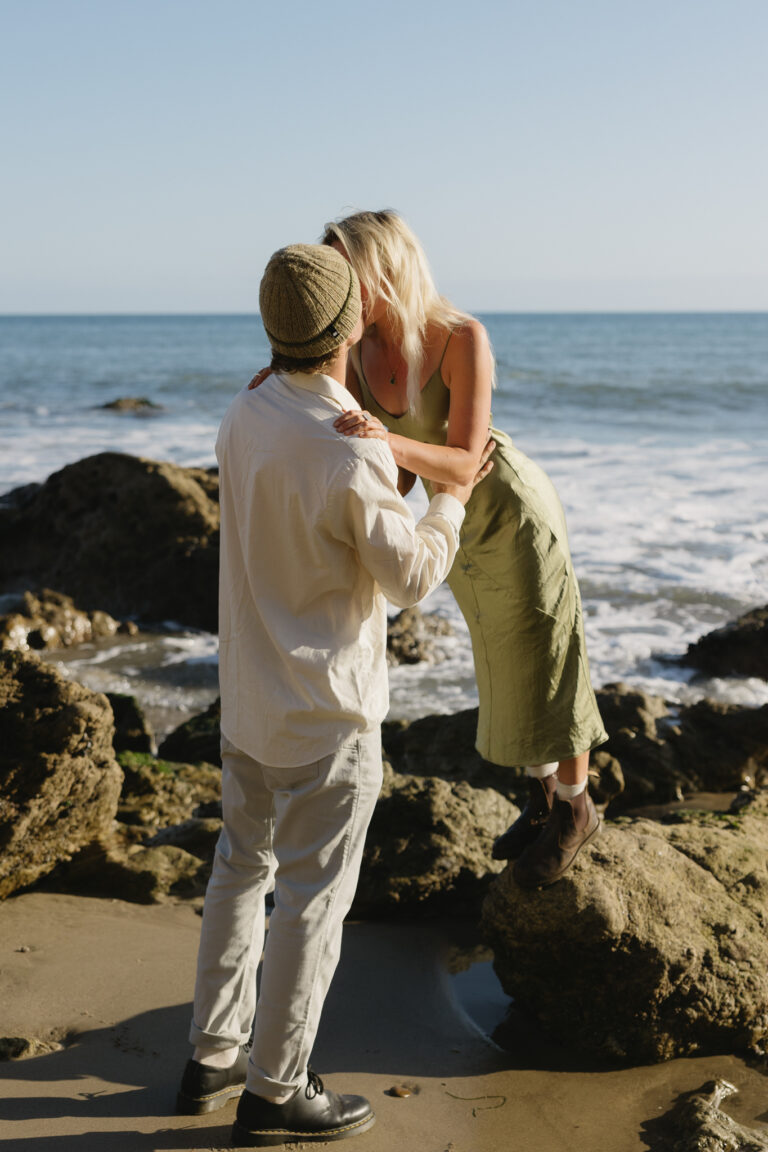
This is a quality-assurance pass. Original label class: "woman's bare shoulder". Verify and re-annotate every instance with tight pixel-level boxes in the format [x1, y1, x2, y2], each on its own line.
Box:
[440, 317, 492, 381]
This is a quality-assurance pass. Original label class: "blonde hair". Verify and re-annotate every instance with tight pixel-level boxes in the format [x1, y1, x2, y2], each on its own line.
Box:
[321, 209, 475, 413]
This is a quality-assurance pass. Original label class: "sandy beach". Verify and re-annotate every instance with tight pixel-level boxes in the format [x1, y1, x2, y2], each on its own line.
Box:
[1, 891, 766, 1152]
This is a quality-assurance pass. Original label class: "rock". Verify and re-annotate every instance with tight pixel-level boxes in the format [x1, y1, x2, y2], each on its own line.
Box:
[52, 742, 514, 912]
[0, 651, 123, 899]
[386, 606, 452, 665]
[147, 682, 768, 824]
[116, 751, 221, 832]
[146, 816, 222, 858]
[595, 684, 768, 811]
[353, 761, 518, 916]
[157, 698, 222, 767]
[100, 397, 162, 412]
[481, 795, 768, 1064]
[684, 605, 768, 681]
[641, 1078, 768, 1152]
[595, 683, 682, 809]
[382, 708, 521, 800]
[0, 588, 123, 653]
[42, 830, 210, 903]
[37, 751, 223, 903]
[672, 699, 768, 792]
[0, 1036, 65, 1061]
[0, 453, 220, 630]
[588, 751, 625, 808]
[107, 693, 154, 754]
[98, 841, 208, 901]
[159, 701, 507, 793]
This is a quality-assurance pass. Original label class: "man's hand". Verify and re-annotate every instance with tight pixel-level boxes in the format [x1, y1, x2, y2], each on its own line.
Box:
[432, 439, 495, 506]
[247, 367, 272, 390]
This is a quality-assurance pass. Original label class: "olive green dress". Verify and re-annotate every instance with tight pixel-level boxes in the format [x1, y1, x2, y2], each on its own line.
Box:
[352, 346, 608, 768]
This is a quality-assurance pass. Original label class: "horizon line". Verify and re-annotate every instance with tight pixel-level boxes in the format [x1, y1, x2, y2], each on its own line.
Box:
[1, 309, 767, 319]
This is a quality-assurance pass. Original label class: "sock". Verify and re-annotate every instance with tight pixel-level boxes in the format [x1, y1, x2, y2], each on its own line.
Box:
[556, 779, 588, 801]
[525, 762, 558, 780]
[193, 1044, 240, 1069]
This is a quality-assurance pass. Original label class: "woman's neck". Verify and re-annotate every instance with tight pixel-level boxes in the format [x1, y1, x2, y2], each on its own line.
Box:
[366, 318, 402, 352]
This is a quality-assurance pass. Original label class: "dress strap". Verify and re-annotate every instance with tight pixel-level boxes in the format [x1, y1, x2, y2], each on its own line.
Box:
[437, 328, 455, 373]
[349, 341, 379, 410]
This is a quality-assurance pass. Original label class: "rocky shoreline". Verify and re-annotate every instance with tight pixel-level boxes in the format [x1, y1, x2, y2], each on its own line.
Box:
[2, 452, 768, 1148]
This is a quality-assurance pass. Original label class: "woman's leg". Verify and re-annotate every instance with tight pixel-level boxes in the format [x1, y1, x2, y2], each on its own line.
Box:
[555, 751, 589, 787]
[514, 749, 600, 888]
[492, 762, 558, 861]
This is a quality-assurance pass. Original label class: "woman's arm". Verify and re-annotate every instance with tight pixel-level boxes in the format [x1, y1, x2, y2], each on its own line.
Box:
[337, 320, 494, 486]
[396, 319, 493, 484]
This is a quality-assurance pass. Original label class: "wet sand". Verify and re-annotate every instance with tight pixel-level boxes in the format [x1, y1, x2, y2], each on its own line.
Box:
[0, 892, 766, 1151]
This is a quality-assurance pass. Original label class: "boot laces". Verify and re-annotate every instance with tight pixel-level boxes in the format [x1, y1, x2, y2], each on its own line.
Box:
[305, 1067, 324, 1099]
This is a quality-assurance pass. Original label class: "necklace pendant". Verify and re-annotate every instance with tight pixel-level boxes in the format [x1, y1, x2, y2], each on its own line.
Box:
[389, 373, 396, 387]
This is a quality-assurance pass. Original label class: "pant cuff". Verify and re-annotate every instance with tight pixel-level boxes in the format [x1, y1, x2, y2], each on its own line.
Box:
[245, 1058, 304, 1099]
[189, 1022, 251, 1049]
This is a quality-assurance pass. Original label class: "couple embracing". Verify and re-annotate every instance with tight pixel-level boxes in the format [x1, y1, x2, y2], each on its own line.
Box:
[176, 212, 606, 1146]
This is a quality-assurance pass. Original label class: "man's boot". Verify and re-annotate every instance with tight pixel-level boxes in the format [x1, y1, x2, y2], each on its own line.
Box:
[176, 1044, 250, 1114]
[232, 1067, 374, 1146]
[513, 789, 599, 888]
[491, 773, 557, 860]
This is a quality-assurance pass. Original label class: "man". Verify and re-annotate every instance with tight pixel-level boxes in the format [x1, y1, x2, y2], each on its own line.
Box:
[176, 244, 492, 1147]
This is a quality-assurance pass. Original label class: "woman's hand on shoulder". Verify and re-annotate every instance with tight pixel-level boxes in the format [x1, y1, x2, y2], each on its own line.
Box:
[247, 367, 272, 390]
[333, 409, 389, 442]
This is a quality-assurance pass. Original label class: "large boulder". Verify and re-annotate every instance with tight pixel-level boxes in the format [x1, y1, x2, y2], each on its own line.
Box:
[481, 794, 768, 1064]
[0, 651, 123, 898]
[0, 453, 219, 630]
[353, 761, 518, 916]
[683, 605, 768, 680]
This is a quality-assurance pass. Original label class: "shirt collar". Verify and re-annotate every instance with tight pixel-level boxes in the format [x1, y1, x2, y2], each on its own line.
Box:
[276, 371, 361, 414]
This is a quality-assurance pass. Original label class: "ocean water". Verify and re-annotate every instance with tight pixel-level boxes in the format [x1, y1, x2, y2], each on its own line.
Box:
[1, 313, 767, 733]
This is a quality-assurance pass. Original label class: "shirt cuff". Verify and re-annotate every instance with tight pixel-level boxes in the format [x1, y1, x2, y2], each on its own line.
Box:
[426, 492, 466, 530]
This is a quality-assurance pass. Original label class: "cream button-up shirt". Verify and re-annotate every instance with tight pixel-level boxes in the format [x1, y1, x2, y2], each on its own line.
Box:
[216, 370, 465, 768]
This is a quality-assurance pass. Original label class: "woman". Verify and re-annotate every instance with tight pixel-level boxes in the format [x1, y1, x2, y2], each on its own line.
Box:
[256, 210, 607, 888]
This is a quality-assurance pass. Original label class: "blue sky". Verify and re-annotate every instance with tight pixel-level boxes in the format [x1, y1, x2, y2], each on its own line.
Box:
[2, 0, 767, 312]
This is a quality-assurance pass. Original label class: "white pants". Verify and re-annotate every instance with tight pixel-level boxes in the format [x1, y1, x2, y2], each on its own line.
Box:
[189, 730, 382, 1098]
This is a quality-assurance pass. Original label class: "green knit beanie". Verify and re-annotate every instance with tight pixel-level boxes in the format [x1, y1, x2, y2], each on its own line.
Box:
[259, 244, 361, 359]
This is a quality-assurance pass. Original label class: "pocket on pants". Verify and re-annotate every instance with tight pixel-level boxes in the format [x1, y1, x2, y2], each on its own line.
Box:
[264, 760, 323, 792]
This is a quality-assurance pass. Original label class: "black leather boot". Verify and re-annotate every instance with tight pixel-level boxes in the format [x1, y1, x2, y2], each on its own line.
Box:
[176, 1044, 250, 1114]
[491, 773, 557, 860]
[232, 1068, 375, 1146]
